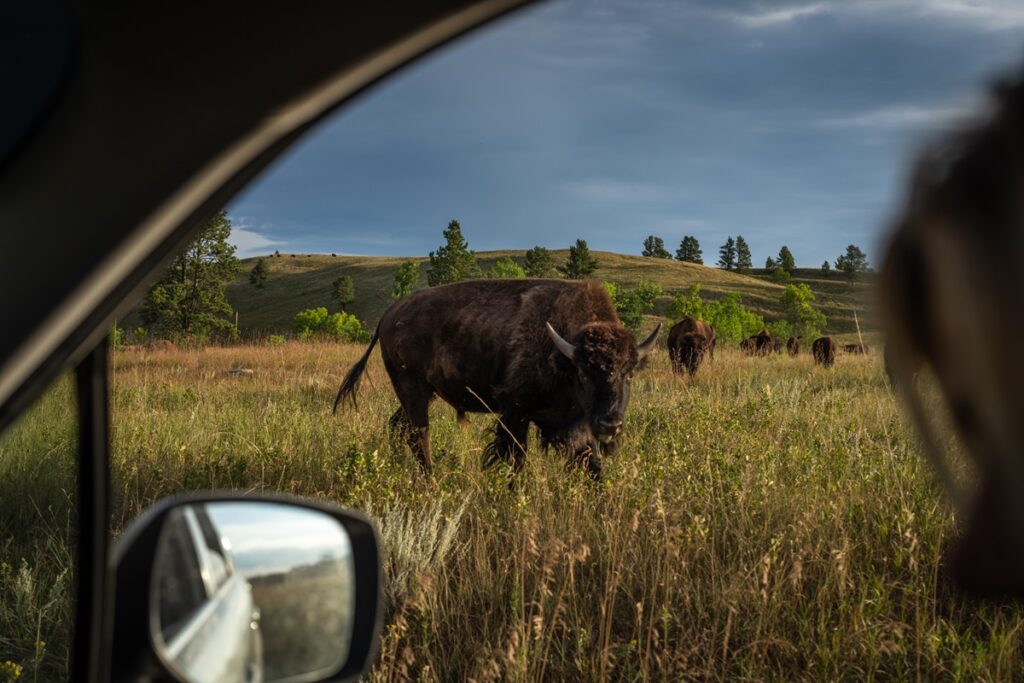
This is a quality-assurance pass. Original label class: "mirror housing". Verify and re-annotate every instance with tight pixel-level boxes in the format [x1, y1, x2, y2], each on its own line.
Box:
[107, 493, 381, 683]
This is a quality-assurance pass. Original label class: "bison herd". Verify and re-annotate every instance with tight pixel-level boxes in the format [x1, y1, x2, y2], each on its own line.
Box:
[336, 279, 869, 479]
[667, 317, 865, 376]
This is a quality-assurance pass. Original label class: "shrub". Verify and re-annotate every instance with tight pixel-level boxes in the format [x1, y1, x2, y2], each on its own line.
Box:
[488, 256, 526, 279]
[131, 327, 149, 345]
[293, 307, 369, 343]
[669, 284, 705, 321]
[266, 334, 286, 347]
[781, 283, 826, 340]
[608, 281, 662, 332]
[110, 325, 125, 348]
[702, 293, 764, 345]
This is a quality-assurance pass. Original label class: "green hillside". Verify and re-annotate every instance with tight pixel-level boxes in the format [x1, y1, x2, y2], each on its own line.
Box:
[226, 251, 876, 338]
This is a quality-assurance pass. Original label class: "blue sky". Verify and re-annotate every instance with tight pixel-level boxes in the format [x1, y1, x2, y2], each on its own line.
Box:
[227, 0, 1024, 267]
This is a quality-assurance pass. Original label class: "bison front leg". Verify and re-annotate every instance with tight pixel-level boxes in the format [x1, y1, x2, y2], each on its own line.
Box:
[573, 442, 604, 482]
[482, 414, 529, 474]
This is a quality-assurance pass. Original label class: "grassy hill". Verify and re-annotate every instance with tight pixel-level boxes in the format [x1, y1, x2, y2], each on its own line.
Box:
[226, 251, 876, 339]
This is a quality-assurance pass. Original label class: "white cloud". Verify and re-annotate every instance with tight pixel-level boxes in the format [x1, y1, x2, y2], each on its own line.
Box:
[229, 218, 284, 257]
[818, 103, 980, 130]
[731, 3, 828, 28]
[715, 0, 1024, 31]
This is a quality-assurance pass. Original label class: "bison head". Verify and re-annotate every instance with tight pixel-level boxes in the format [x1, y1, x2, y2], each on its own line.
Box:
[546, 321, 660, 444]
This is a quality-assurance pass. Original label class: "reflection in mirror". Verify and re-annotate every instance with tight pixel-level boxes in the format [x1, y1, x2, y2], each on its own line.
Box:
[152, 501, 355, 683]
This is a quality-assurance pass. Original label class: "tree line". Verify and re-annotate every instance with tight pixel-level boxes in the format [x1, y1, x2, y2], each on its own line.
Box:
[641, 233, 870, 282]
[130, 214, 849, 345]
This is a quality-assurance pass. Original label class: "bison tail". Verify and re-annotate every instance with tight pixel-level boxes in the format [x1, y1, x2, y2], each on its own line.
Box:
[333, 324, 381, 414]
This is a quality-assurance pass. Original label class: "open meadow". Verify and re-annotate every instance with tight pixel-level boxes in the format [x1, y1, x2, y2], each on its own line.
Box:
[3, 340, 1024, 681]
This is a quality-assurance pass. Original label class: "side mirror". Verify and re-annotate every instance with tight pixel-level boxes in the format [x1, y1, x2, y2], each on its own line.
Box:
[108, 493, 381, 683]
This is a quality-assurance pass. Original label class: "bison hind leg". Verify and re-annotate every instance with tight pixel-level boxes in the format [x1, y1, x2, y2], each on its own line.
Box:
[482, 415, 529, 473]
[388, 407, 432, 473]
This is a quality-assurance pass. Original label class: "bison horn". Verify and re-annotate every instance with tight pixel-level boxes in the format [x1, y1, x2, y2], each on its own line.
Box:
[637, 322, 662, 357]
[545, 322, 576, 360]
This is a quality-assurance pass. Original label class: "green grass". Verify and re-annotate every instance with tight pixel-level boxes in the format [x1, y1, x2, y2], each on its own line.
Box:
[0, 378, 76, 683]
[219, 252, 875, 339]
[3, 342, 1022, 681]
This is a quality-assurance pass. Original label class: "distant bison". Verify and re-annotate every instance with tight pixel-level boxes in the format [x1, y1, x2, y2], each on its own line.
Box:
[787, 337, 800, 356]
[334, 279, 660, 479]
[668, 316, 716, 376]
[812, 337, 837, 367]
[741, 329, 774, 356]
[844, 343, 869, 354]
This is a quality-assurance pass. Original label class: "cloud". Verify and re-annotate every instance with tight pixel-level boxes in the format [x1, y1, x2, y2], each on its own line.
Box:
[818, 103, 979, 130]
[730, 3, 828, 28]
[229, 218, 284, 257]
[712, 0, 1024, 31]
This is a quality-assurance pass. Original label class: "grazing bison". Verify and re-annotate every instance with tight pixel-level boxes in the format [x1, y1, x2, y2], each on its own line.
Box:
[741, 329, 774, 356]
[844, 343, 869, 354]
[334, 279, 660, 479]
[668, 316, 715, 376]
[812, 336, 836, 367]
[787, 337, 800, 356]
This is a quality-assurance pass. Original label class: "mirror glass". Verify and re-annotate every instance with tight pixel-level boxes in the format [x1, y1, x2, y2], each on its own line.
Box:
[151, 501, 355, 683]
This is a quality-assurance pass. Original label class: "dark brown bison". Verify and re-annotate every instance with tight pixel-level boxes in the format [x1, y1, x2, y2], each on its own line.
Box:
[334, 279, 660, 479]
[668, 316, 715, 376]
[741, 329, 774, 356]
[812, 336, 836, 367]
[844, 343, 869, 354]
[787, 337, 800, 356]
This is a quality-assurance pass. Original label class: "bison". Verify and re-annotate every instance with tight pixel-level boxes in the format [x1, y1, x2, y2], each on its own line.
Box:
[741, 329, 774, 356]
[334, 279, 660, 479]
[667, 316, 715, 376]
[844, 343, 869, 354]
[787, 336, 800, 356]
[812, 336, 836, 367]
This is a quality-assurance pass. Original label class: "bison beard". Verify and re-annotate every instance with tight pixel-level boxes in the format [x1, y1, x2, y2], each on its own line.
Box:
[334, 279, 658, 480]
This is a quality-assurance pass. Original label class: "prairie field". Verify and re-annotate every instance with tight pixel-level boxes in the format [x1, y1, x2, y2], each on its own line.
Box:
[2, 340, 1024, 681]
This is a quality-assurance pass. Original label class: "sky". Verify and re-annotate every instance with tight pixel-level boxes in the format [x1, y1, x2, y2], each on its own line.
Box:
[227, 0, 1024, 267]
[206, 502, 353, 576]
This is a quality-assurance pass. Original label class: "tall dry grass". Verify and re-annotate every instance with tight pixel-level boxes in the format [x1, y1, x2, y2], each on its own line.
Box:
[2, 341, 1022, 680]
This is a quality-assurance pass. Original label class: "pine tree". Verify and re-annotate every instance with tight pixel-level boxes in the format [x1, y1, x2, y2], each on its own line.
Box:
[765, 256, 776, 270]
[141, 211, 241, 340]
[717, 237, 737, 270]
[562, 239, 599, 279]
[676, 236, 703, 264]
[392, 261, 420, 299]
[777, 246, 796, 273]
[427, 220, 481, 286]
[835, 244, 869, 282]
[332, 275, 355, 311]
[735, 235, 752, 271]
[249, 258, 268, 288]
[524, 246, 556, 277]
[642, 235, 672, 258]
[820, 260, 831, 277]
